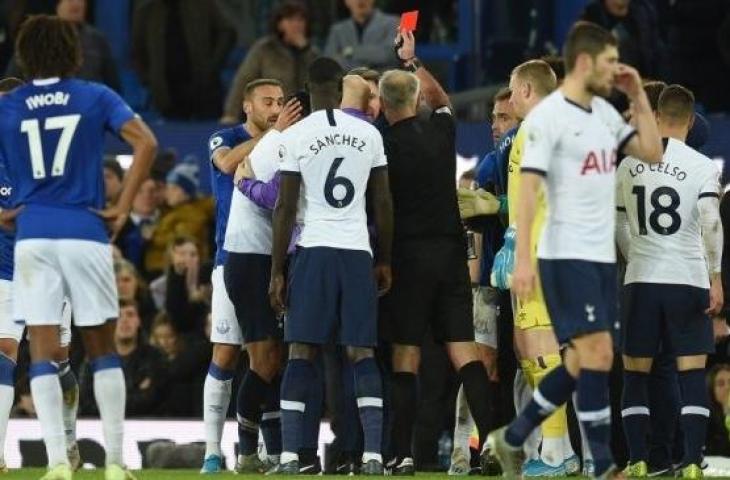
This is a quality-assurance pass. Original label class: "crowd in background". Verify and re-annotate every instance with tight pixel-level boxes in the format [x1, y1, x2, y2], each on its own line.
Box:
[3, 0, 730, 470]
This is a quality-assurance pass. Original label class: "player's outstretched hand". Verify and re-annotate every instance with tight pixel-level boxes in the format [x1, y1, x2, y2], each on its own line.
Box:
[707, 275, 724, 316]
[614, 64, 642, 99]
[91, 205, 129, 241]
[0, 206, 23, 231]
[269, 272, 287, 314]
[274, 98, 303, 132]
[511, 259, 536, 302]
[374, 263, 392, 296]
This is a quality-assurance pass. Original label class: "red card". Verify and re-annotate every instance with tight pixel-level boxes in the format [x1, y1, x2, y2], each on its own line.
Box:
[399, 10, 419, 32]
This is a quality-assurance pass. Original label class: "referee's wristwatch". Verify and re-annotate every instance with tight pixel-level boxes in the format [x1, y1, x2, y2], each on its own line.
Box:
[402, 57, 422, 73]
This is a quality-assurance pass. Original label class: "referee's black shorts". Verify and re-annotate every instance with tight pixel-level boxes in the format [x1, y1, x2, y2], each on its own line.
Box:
[381, 237, 474, 345]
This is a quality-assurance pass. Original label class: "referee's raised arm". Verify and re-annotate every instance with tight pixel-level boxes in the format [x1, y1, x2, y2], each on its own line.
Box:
[395, 30, 451, 110]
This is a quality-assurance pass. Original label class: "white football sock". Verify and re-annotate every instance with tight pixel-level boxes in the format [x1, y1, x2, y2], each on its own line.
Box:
[0, 384, 14, 465]
[203, 372, 233, 457]
[94, 367, 126, 466]
[452, 385, 474, 455]
[30, 373, 67, 467]
[59, 362, 78, 446]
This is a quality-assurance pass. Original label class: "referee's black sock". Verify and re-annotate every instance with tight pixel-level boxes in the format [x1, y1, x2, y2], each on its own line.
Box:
[391, 371, 417, 460]
[237, 369, 268, 456]
[459, 361, 491, 447]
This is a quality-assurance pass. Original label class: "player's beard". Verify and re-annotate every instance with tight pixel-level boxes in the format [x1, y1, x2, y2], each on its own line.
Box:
[586, 77, 612, 99]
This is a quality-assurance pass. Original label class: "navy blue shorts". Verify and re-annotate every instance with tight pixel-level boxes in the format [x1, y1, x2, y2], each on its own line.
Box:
[224, 253, 282, 344]
[286, 247, 377, 347]
[622, 283, 712, 357]
[539, 259, 619, 346]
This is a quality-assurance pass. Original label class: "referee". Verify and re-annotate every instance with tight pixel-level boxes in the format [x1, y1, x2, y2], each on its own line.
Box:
[381, 30, 492, 474]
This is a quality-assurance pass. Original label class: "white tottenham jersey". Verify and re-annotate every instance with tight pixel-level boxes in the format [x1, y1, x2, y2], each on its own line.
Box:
[617, 138, 720, 288]
[278, 109, 387, 254]
[223, 129, 282, 254]
[520, 90, 636, 263]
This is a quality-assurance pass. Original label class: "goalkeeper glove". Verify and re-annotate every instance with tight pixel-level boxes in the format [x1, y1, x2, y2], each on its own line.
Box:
[491, 225, 516, 290]
[457, 188, 500, 219]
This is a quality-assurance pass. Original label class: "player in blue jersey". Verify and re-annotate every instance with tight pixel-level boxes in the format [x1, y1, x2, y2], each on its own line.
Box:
[200, 78, 301, 474]
[0, 76, 79, 474]
[0, 17, 157, 480]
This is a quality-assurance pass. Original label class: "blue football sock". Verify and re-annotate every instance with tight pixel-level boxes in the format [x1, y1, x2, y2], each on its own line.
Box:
[301, 358, 323, 462]
[577, 369, 613, 476]
[261, 375, 282, 456]
[280, 358, 315, 459]
[678, 368, 709, 466]
[353, 357, 383, 460]
[237, 369, 268, 455]
[621, 370, 650, 463]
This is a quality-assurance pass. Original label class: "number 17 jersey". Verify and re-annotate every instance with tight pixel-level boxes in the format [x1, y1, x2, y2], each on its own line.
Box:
[0, 78, 135, 242]
[278, 109, 387, 255]
[616, 138, 720, 288]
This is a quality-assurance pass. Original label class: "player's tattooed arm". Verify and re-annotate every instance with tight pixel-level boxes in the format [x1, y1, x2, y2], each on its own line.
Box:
[368, 167, 394, 295]
[615, 64, 662, 164]
[269, 173, 301, 313]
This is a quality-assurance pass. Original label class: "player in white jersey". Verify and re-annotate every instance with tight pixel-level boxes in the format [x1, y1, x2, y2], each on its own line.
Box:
[616, 85, 722, 479]
[268, 57, 393, 475]
[486, 22, 663, 480]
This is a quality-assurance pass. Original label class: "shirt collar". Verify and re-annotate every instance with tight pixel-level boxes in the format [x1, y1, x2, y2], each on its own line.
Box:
[342, 107, 371, 123]
[32, 77, 61, 86]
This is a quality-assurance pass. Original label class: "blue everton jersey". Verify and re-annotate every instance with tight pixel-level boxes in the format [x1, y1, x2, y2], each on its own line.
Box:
[0, 160, 14, 281]
[208, 125, 252, 266]
[0, 78, 135, 242]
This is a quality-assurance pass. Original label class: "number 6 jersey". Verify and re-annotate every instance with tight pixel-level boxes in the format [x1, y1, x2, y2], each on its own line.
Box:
[616, 138, 720, 288]
[278, 108, 387, 255]
[0, 78, 135, 242]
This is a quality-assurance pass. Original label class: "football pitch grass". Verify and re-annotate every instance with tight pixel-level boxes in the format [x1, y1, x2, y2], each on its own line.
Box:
[3, 471, 682, 479]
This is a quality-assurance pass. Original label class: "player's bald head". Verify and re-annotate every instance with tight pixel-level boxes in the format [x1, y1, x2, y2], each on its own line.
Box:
[658, 84, 695, 126]
[379, 70, 420, 114]
[16, 15, 81, 79]
[308, 57, 343, 110]
[511, 60, 557, 98]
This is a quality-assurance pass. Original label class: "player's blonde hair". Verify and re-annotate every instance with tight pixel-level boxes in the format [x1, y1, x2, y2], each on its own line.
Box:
[379, 70, 420, 112]
[511, 60, 557, 98]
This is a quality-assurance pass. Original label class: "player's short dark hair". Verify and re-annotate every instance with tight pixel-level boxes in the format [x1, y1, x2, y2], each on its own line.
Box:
[119, 298, 139, 311]
[348, 67, 381, 84]
[15, 15, 81, 79]
[658, 84, 695, 123]
[643, 80, 667, 112]
[563, 21, 617, 73]
[0, 77, 23, 93]
[540, 55, 565, 82]
[493, 87, 511, 103]
[308, 57, 343, 109]
[244, 78, 285, 100]
[511, 60, 557, 97]
[270, 0, 309, 37]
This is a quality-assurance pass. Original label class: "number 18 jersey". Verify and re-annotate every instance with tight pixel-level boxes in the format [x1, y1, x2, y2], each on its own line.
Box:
[616, 138, 720, 288]
[0, 78, 135, 242]
[278, 109, 387, 255]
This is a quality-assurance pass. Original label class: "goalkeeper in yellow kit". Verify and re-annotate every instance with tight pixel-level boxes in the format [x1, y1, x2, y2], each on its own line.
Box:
[500, 60, 579, 477]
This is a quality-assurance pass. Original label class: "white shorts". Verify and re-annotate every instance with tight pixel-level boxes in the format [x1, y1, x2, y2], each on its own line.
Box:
[210, 265, 243, 345]
[474, 286, 498, 348]
[14, 239, 117, 328]
[1, 280, 72, 346]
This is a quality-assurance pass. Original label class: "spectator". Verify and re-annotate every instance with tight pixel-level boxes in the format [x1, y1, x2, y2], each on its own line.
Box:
[150, 312, 210, 417]
[132, 0, 235, 119]
[103, 158, 124, 205]
[6, 0, 121, 91]
[324, 0, 399, 71]
[80, 300, 168, 417]
[149, 236, 211, 335]
[221, 1, 319, 124]
[114, 259, 158, 333]
[144, 162, 214, 277]
[707, 364, 730, 456]
[115, 178, 162, 275]
[580, 0, 666, 79]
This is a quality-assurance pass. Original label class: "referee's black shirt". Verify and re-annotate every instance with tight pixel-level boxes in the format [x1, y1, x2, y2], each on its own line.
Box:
[383, 107, 463, 243]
